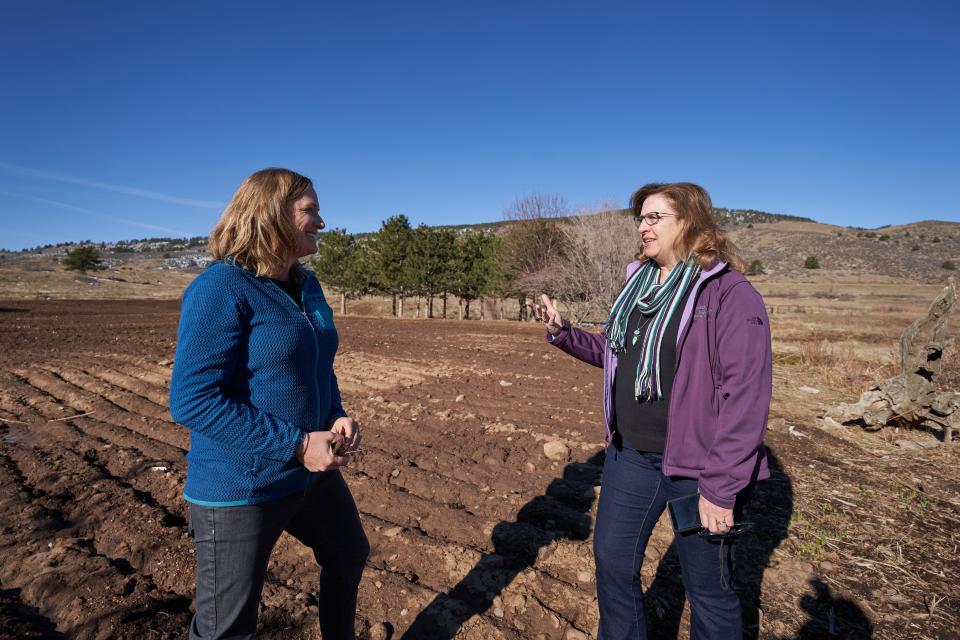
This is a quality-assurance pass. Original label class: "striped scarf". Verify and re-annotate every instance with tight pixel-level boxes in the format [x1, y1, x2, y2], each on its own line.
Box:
[606, 258, 701, 401]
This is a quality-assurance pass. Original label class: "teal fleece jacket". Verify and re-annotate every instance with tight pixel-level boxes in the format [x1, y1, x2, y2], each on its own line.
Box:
[169, 260, 347, 506]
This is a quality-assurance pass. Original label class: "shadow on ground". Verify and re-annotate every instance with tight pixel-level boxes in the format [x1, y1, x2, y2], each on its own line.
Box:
[401, 451, 605, 639]
[401, 447, 875, 640]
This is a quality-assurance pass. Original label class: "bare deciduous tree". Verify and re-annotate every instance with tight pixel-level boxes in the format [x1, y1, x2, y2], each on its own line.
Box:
[501, 193, 571, 319]
[503, 192, 569, 222]
[548, 201, 637, 323]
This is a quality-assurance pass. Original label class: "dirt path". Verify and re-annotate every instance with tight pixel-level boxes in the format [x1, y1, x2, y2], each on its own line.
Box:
[0, 300, 956, 639]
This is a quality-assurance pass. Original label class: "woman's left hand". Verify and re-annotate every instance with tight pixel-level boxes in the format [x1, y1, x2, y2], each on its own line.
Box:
[329, 416, 361, 457]
[699, 495, 734, 534]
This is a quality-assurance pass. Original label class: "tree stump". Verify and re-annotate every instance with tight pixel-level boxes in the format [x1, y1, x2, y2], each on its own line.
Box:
[828, 278, 959, 443]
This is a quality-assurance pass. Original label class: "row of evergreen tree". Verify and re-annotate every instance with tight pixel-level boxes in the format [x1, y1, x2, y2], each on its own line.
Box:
[311, 214, 508, 319]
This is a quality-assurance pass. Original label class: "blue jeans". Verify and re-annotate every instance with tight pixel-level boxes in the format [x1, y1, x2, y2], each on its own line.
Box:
[594, 444, 746, 640]
[187, 470, 369, 640]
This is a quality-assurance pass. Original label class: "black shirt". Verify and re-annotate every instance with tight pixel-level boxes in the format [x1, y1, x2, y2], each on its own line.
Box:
[613, 286, 692, 453]
[269, 276, 303, 310]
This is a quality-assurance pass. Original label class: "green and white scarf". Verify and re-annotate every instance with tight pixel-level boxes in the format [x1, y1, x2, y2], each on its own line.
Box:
[606, 257, 701, 401]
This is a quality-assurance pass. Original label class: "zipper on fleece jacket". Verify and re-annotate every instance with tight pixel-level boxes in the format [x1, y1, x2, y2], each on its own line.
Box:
[264, 278, 322, 429]
[661, 262, 724, 475]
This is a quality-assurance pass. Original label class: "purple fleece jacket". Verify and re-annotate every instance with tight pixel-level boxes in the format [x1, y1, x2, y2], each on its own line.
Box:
[547, 260, 772, 508]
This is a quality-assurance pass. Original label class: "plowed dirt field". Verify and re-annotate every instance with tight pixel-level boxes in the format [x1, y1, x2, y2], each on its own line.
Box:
[0, 299, 957, 640]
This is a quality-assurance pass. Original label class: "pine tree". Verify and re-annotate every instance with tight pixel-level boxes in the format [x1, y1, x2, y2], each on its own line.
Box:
[62, 246, 105, 274]
[453, 231, 500, 320]
[369, 215, 415, 317]
[746, 259, 765, 275]
[312, 229, 375, 314]
[408, 226, 457, 319]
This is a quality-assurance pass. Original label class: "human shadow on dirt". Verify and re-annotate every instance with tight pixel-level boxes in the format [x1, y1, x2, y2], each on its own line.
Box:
[786, 578, 874, 639]
[401, 451, 605, 639]
[0, 587, 63, 639]
[643, 448, 796, 640]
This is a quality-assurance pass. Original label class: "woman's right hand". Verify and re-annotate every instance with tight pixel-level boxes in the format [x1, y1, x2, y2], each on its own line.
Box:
[296, 431, 346, 472]
[527, 294, 563, 336]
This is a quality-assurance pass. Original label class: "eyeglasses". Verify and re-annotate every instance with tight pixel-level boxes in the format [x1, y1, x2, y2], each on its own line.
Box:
[633, 212, 676, 227]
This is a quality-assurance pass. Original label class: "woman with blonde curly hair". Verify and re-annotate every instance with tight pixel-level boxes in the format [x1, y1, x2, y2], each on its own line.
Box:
[531, 182, 771, 639]
[170, 168, 368, 640]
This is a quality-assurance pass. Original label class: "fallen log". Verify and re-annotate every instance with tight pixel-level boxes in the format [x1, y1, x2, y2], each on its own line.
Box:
[828, 278, 958, 443]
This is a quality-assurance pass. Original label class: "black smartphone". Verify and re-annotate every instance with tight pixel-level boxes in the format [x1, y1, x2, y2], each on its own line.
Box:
[666, 492, 703, 534]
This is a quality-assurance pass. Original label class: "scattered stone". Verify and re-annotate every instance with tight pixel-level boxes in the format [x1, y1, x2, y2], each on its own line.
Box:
[158, 359, 172, 367]
[400, 608, 408, 616]
[820, 416, 844, 429]
[799, 386, 820, 394]
[455, 394, 465, 402]
[374, 581, 382, 589]
[895, 440, 923, 450]
[576, 571, 593, 583]
[148, 466, 168, 472]
[543, 440, 570, 461]
[493, 607, 504, 618]
[382, 527, 403, 538]
[565, 629, 588, 640]
[767, 417, 786, 431]
[499, 380, 513, 387]
[390, 469, 400, 478]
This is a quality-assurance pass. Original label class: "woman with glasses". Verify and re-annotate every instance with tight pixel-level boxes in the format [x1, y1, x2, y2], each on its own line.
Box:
[529, 182, 772, 639]
[169, 168, 368, 640]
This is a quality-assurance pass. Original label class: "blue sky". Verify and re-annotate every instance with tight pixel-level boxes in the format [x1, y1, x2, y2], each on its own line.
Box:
[1, 1, 957, 250]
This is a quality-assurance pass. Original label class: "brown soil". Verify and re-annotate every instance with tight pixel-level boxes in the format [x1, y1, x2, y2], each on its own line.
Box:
[0, 300, 957, 639]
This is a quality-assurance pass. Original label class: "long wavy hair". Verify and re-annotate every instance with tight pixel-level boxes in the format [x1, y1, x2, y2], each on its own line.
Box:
[630, 182, 744, 272]
[208, 168, 314, 277]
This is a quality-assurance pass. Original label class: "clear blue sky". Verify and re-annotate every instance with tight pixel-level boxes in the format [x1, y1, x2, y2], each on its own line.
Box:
[1, 0, 957, 250]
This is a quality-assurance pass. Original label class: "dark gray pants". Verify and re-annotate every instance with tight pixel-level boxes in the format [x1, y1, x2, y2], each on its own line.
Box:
[187, 471, 369, 640]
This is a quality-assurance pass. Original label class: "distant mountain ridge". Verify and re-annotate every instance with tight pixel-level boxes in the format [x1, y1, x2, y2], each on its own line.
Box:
[1, 205, 940, 253]
[3, 211, 957, 284]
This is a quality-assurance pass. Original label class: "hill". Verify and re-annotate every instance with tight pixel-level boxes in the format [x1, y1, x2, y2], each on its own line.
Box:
[0, 214, 957, 299]
[728, 219, 959, 282]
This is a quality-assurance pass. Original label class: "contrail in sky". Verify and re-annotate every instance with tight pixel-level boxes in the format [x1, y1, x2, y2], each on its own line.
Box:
[0, 189, 191, 236]
[0, 162, 225, 209]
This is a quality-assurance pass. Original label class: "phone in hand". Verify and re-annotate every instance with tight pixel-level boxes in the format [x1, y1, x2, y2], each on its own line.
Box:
[666, 493, 703, 534]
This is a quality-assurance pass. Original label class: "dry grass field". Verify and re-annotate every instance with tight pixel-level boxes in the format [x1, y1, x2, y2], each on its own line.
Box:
[0, 272, 957, 640]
